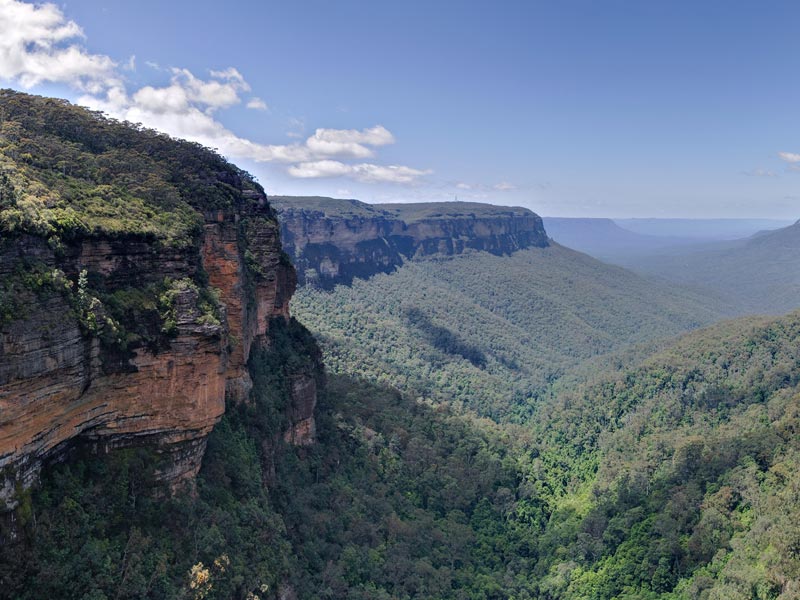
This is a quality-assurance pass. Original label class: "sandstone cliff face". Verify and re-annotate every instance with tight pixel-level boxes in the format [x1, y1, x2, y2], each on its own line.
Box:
[272, 197, 549, 288]
[0, 194, 309, 511]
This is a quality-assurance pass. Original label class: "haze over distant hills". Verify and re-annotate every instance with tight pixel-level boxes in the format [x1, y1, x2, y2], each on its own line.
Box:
[629, 219, 800, 315]
[543, 216, 794, 266]
[542, 217, 697, 263]
[615, 217, 794, 240]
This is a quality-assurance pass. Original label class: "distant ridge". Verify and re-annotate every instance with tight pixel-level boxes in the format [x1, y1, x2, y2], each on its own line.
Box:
[543, 217, 697, 263]
[631, 219, 800, 314]
[272, 196, 548, 287]
[615, 217, 794, 240]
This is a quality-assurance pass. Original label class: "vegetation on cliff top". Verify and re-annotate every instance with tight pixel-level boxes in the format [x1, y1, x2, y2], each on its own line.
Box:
[0, 90, 263, 248]
[271, 195, 535, 222]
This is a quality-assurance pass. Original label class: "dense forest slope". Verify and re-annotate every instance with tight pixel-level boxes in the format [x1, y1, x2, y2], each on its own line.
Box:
[273, 196, 548, 287]
[5, 297, 798, 598]
[0, 91, 316, 517]
[291, 243, 726, 419]
[523, 310, 800, 599]
[630, 220, 800, 315]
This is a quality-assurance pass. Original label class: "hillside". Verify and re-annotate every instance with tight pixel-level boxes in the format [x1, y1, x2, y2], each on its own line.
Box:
[523, 310, 800, 599]
[631, 220, 800, 315]
[292, 243, 727, 420]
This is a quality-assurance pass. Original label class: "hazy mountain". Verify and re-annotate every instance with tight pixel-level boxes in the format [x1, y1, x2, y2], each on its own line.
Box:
[272, 196, 547, 287]
[542, 217, 698, 263]
[615, 217, 793, 240]
[631, 219, 800, 315]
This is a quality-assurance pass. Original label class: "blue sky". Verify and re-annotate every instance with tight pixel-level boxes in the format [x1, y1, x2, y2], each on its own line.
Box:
[1, 0, 799, 217]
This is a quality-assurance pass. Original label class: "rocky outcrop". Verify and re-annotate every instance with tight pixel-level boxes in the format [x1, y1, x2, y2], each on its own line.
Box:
[0, 193, 311, 513]
[272, 197, 549, 288]
[283, 373, 317, 446]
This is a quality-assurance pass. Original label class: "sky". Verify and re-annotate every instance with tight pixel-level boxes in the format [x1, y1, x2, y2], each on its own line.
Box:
[1, 0, 799, 218]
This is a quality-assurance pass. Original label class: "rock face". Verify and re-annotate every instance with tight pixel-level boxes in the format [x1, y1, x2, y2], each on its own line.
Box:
[0, 93, 316, 513]
[272, 197, 549, 288]
[0, 196, 308, 509]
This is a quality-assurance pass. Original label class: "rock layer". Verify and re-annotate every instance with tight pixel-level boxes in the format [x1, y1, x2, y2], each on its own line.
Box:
[0, 198, 305, 510]
[272, 197, 549, 287]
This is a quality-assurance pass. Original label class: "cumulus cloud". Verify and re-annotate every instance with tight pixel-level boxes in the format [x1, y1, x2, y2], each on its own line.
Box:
[305, 125, 394, 159]
[288, 160, 431, 183]
[779, 152, 800, 163]
[493, 182, 517, 191]
[84, 79, 425, 180]
[0, 0, 428, 185]
[0, 0, 118, 92]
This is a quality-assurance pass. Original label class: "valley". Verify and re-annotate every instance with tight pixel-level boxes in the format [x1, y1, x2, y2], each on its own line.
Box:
[0, 92, 799, 600]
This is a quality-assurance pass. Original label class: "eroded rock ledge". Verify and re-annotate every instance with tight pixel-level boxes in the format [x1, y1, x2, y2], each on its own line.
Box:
[272, 196, 549, 288]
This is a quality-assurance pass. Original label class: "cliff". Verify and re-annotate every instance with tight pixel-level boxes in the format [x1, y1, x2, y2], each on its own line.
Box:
[0, 91, 317, 513]
[272, 196, 549, 287]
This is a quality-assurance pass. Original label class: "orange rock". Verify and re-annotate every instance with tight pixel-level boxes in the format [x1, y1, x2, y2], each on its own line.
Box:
[0, 197, 309, 511]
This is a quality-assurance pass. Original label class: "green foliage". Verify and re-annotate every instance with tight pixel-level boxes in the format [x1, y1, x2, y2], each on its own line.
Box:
[292, 246, 723, 420]
[523, 311, 800, 599]
[0, 90, 262, 248]
[270, 195, 534, 222]
[274, 375, 538, 599]
[0, 260, 74, 326]
[292, 260, 800, 599]
[5, 293, 800, 599]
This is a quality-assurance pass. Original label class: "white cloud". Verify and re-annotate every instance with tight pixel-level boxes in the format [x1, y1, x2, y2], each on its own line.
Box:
[288, 160, 431, 183]
[83, 84, 428, 182]
[304, 125, 394, 159]
[0, 0, 429, 185]
[171, 67, 247, 109]
[247, 97, 268, 111]
[778, 152, 800, 163]
[493, 182, 517, 191]
[455, 182, 472, 190]
[0, 0, 118, 92]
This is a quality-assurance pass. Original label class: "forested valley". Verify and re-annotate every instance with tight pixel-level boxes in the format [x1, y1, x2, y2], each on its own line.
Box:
[1, 91, 799, 600]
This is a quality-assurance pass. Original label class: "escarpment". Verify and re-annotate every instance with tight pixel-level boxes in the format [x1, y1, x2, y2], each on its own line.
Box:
[0, 91, 316, 512]
[272, 196, 549, 287]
